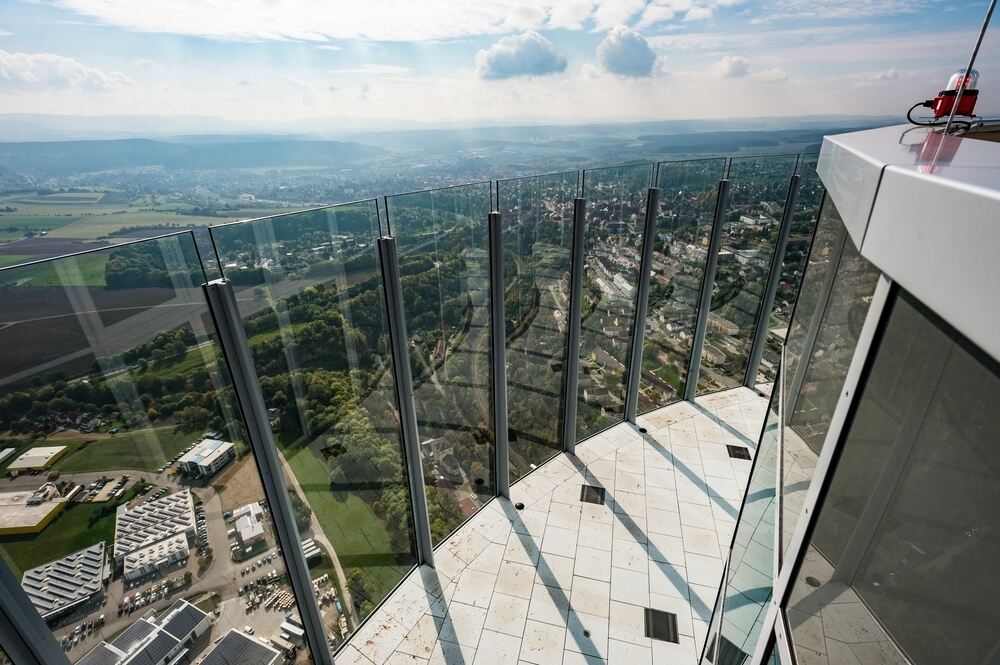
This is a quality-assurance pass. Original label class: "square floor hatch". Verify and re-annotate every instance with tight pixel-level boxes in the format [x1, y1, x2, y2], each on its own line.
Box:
[727, 445, 751, 460]
[579, 485, 606, 504]
[644, 608, 679, 643]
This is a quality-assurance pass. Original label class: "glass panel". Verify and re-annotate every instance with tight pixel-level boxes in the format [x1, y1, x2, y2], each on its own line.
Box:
[714, 377, 780, 663]
[384, 183, 494, 543]
[210, 203, 418, 633]
[577, 163, 653, 440]
[0, 235, 317, 663]
[788, 292, 1000, 665]
[697, 155, 798, 394]
[781, 204, 880, 562]
[638, 158, 725, 413]
[756, 155, 822, 388]
[498, 173, 576, 481]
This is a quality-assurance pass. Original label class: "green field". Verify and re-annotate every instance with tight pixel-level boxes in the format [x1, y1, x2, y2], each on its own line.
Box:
[281, 442, 406, 598]
[53, 426, 198, 473]
[0, 493, 127, 576]
[0, 251, 109, 286]
[0, 255, 33, 268]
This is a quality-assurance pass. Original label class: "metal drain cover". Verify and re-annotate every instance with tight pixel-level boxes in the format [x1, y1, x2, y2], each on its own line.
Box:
[726, 445, 751, 460]
[644, 608, 679, 643]
[579, 485, 606, 504]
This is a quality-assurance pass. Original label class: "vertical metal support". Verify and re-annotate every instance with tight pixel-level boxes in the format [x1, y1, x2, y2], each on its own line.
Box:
[377, 237, 435, 567]
[784, 221, 848, 423]
[561, 198, 587, 455]
[625, 187, 660, 423]
[488, 211, 510, 498]
[203, 278, 335, 665]
[748, 275, 894, 665]
[745, 174, 801, 388]
[0, 558, 70, 665]
[685, 178, 730, 402]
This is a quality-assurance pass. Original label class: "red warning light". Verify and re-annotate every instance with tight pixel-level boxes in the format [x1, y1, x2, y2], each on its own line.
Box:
[932, 68, 979, 118]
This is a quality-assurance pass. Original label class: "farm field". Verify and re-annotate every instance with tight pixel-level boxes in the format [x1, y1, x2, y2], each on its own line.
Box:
[0, 190, 293, 260]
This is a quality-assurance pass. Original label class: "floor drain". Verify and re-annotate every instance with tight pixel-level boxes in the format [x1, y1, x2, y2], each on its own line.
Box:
[726, 445, 751, 460]
[514, 502, 525, 510]
[639, 427, 647, 433]
[580, 484, 606, 505]
[644, 608, 679, 643]
[583, 630, 591, 638]
[805, 576, 822, 588]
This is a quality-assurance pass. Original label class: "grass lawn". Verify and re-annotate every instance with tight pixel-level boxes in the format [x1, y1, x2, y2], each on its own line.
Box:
[0, 489, 135, 576]
[280, 443, 407, 599]
[54, 426, 199, 473]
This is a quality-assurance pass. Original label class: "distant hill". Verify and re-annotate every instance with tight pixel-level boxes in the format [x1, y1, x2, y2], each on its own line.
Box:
[0, 138, 387, 177]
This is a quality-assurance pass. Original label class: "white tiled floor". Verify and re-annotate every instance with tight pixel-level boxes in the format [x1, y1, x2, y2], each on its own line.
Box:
[338, 387, 768, 665]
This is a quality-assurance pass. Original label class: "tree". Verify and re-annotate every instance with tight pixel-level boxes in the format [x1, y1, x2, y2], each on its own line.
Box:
[176, 406, 211, 431]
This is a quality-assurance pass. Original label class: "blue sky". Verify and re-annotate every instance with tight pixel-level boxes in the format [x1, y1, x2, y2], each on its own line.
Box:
[1, 0, 998, 127]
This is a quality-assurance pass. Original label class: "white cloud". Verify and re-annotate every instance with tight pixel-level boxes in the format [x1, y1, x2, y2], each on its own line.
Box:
[132, 58, 155, 67]
[684, 5, 713, 20]
[0, 49, 133, 91]
[597, 25, 658, 77]
[854, 68, 900, 88]
[49, 0, 736, 42]
[710, 55, 750, 77]
[0, 30, 12, 37]
[751, 0, 928, 24]
[316, 44, 340, 51]
[476, 32, 567, 80]
[283, 75, 317, 103]
[752, 67, 788, 83]
[330, 64, 410, 76]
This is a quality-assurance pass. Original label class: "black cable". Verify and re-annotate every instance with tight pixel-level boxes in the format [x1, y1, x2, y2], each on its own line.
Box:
[907, 100, 975, 133]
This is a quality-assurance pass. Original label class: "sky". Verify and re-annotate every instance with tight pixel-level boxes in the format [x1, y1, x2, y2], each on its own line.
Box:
[1, 0, 999, 129]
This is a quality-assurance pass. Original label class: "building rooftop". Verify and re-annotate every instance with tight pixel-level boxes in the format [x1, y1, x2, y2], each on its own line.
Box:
[200, 629, 281, 665]
[113, 489, 195, 562]
[7, 445, 67, 471]
[336, 387, 764, 665]
[21, 542, 106, 620]
[178, 438, 234, 467]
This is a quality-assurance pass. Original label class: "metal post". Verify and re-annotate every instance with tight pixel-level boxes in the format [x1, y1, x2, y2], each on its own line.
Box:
[561, 198, 587, 455]
[203, 278, 334, 665]
[377, 236, 435, 566]
[625, 187, 660, 423]
[784, 221, 848, 423]
[744, 174, 800, 389]
[488, 211, 510, 498]
[0, 559, 69, 665]
[685, 178, 730, 402]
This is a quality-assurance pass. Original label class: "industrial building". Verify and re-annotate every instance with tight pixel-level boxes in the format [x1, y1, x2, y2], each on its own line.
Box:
[0, 484, 74, 536]
[20, 543, 107, 622]
[76, 600, 210, 665]
[232, 502, 265, 549]
[6, 446, 68, 472]
[177, 439, 236, 478]
[113, 490, 196, 568]
[199, 629, 281, 665]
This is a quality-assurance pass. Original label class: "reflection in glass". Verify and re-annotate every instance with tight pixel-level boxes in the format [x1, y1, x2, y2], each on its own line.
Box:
[577, 164, 653, 440]
[756, 155, 822, 387]
[719, 383, 779, 660]
[638, 159, 725, 413]
[498, 173, 576, 481]
[780, 204, 880, 562]
[698, 155, 798, 394]
[211, 203, 420, 635]
[0, 235, 316, 662]
[384, 184, 494, 542]
[789, 292, 1000, 664]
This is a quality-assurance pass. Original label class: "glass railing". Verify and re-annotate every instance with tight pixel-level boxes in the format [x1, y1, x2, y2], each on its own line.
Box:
[638, 158, 726, 413]
[0, 152, 826, 664]
[576, 163, 653, 440]
[697, 155, 799, 395]
[755, 155, 822, 388]
[383, 183, 495, 543]
[497, 172, 577, 481]
[209, 202, 418, 635]
[0, 233, 319, 663]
